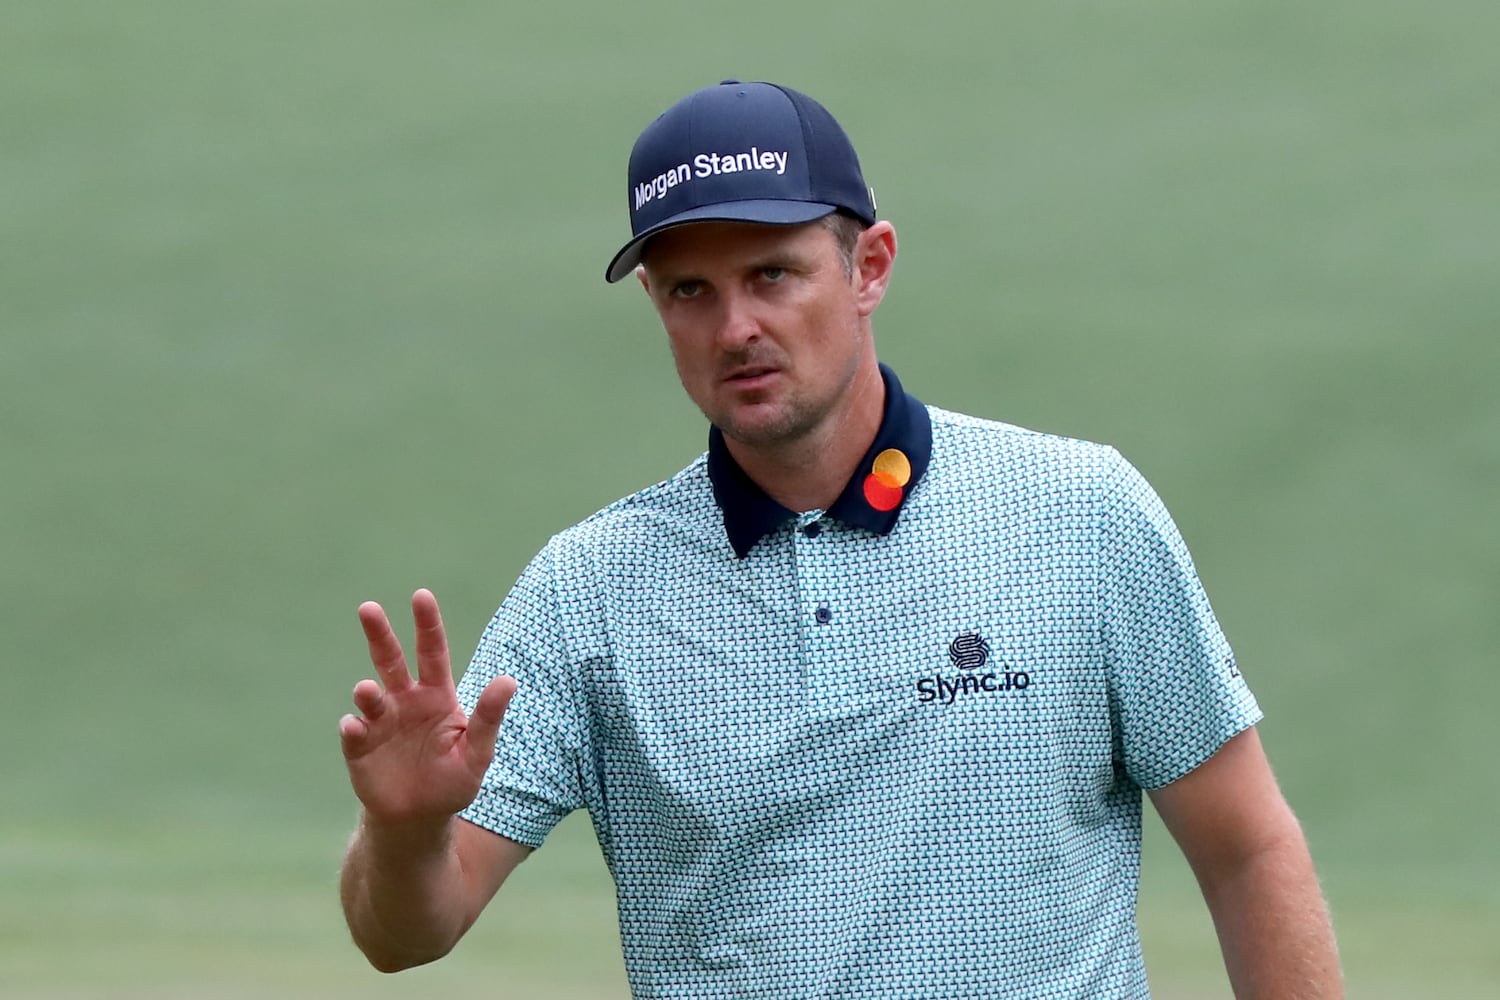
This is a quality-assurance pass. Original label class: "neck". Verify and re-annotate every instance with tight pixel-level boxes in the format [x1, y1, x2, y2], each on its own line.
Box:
[723, 360, 886, 513]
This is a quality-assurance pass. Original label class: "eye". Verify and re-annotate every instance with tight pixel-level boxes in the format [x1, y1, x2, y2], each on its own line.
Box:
[760, 266, 788, 283]
[671, 280, 705, 300]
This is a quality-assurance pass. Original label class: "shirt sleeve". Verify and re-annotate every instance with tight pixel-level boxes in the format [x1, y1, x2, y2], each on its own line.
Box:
[457, 540, 588, 847]
[1096, 448, 1262, 790]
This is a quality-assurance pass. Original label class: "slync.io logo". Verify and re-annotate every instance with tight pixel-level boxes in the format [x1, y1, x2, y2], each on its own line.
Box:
[915, 631, 1032, 705]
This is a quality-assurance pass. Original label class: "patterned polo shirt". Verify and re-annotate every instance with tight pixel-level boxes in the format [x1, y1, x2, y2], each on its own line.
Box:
[457, 365, 1261, 998]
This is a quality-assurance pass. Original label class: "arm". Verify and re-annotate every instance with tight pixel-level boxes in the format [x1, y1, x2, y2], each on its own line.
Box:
[337, 589, 526, 972]
[340, 816, 529, 972]
[1148, 727, 1343, 999]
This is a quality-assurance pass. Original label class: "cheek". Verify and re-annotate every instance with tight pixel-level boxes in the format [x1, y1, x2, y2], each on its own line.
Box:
[796, 296, 861, 358]
[664, 326, 712, 390]
[664, 322, 694, 360]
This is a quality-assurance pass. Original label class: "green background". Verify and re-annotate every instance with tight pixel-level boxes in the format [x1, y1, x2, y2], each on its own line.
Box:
[3, 1, 1496, 996]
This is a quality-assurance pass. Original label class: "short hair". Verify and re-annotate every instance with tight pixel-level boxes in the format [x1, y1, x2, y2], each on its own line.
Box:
[821, 211, 869, 278]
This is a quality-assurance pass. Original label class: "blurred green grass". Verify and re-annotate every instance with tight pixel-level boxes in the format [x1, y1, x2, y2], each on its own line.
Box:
[3, 1, 1496, 996]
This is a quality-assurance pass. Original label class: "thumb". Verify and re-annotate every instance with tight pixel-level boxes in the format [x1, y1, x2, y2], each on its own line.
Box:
[465, 675, 517, 774]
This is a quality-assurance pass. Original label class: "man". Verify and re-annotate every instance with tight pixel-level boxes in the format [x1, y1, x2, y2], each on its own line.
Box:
[339, 81, 1342, 997]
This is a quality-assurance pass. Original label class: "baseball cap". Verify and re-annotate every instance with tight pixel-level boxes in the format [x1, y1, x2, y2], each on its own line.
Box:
[605, 80, 877, 282]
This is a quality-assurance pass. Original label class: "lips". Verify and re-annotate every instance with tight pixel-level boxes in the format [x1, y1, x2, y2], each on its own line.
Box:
[726, 365, 776, 380]
[722, 364, 781, 389]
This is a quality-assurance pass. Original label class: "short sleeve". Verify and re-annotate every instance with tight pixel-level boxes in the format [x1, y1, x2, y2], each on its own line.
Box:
[457, 541, 588, 847]
[1096, 449, 1262, 789]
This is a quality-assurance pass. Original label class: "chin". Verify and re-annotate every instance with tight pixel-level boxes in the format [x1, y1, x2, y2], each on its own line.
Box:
[717, 407, 816, 448]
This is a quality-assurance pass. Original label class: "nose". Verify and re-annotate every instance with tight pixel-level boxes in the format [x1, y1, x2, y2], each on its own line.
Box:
[716, 287, 761, 351]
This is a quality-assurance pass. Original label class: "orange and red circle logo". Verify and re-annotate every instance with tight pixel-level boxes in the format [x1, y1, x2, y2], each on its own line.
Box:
[862, 448, 911, 512]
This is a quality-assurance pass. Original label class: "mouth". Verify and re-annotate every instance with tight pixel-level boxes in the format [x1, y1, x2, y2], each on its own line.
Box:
[722, 365, 780, 387]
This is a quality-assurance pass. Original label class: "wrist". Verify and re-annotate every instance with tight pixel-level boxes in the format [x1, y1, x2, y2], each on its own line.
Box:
[357, 809, 456, 861]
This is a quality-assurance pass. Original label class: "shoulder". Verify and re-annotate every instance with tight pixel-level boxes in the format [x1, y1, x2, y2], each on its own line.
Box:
[495, 454, 721, 638]
[537, 452, 724, 567]
[923, 404, 1138, 498]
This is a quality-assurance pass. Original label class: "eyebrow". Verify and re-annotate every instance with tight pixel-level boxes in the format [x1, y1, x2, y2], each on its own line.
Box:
[746, 246, 817, 272]
[648, 235, 822, 286]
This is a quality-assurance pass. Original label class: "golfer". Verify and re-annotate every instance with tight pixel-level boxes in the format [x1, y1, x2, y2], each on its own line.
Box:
[339, 80, 1343, 998]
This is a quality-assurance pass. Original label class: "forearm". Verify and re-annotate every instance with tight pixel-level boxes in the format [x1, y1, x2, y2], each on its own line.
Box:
[1199, 831, 1343, 999]
[339, 812, 473, 972]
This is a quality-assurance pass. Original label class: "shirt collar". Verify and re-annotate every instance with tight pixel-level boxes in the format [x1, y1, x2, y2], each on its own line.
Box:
[707, 364, 932, 558]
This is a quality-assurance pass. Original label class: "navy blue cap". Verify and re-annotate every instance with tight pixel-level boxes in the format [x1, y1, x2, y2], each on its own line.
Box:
[606, 81, 877, 282]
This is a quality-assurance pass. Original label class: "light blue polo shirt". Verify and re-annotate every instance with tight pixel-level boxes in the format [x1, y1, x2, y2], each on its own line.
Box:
[458, 366, 1261, 998]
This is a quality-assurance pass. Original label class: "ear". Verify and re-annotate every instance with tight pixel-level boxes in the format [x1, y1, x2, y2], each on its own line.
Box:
[853, 222, 897, 317]
[635, 264, 651, 294]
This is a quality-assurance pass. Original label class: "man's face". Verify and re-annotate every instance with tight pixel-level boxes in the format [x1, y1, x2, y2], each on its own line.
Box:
[639, 220, 879, 450]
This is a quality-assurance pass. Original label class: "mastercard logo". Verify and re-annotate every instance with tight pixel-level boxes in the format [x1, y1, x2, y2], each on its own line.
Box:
[862, 448, 912, 512]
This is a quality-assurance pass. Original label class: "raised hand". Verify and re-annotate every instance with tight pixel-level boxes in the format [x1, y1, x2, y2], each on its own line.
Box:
[339, 589, 516, 825]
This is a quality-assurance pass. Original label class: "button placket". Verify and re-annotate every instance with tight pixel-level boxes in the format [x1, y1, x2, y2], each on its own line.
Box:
[794, 511, 834, 631]
[792, 513, 849, 711]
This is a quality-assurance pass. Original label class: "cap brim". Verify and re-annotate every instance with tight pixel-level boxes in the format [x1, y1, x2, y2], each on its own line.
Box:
[605, 200, 838, 283]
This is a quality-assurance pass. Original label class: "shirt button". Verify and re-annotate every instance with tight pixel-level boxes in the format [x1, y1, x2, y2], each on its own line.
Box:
[803, 522, 822, 538]
[815, 606, 832, 625]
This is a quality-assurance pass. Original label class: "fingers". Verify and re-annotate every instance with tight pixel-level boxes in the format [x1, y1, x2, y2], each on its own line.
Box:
[339, 679, 388, 759]
[338, 712, 370, 759]
[464, 675, 518, 775]
[410, 589, 454, 688]
[351, 678, 386, 719]
[358, 600, 413, 693]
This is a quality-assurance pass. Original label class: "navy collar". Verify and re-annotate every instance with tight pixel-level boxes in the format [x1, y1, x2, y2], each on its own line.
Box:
[707, 364, 932, 558]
